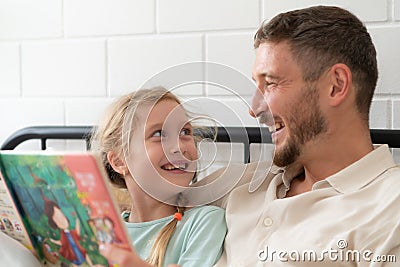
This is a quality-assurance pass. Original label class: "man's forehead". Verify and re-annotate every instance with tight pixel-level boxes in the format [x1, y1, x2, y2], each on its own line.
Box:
[252, 62, 280, 80]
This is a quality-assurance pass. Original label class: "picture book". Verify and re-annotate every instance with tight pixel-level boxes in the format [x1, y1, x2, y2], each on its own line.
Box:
[0, 151, 132, 267]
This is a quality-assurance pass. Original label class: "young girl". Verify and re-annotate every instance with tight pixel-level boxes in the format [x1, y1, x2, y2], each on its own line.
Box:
[92, 87, 226, 267]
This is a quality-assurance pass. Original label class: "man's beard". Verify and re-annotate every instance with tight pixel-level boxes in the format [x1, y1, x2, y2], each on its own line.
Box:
[273, 86, 327, 167]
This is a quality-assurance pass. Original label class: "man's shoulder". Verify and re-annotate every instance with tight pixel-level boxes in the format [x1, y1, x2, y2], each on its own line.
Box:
[195, 160, 276, 186]
[376, 163, 400, 192]
[193, 160, 280, 208]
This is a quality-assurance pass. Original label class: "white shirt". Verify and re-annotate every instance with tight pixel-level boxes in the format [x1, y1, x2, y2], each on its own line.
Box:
[0, 232, 41, 267]
[207, 145, 400, 266]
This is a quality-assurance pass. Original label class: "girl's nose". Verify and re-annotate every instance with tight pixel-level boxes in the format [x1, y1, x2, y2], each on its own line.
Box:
[167, 138, 186, 155]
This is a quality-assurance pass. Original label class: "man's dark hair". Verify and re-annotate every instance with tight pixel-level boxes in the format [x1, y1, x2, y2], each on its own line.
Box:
[254, 6, 378, 121]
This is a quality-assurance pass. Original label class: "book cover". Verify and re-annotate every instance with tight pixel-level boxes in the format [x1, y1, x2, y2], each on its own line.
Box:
[0, 151, 132, 267]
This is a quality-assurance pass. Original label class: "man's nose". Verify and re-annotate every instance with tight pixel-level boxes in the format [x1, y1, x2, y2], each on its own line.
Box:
[249, 89, 269, 118]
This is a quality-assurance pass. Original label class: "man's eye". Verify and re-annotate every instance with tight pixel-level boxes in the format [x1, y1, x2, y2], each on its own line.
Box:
[265, 81, 276, 87]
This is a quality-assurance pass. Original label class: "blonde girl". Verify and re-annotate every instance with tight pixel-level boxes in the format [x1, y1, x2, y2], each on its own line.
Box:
[92, 87, 226, 267]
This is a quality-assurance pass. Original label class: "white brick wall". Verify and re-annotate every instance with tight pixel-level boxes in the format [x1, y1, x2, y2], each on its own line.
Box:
[262, 0, 388, 22]
[0, 98, 64, 145]
[0, 43, 20, 96]
[158, 0, 260, 32]
[0, 1, 399, 155]
[64, 0, 155, 37]
[65, 98, 114, 125]
[0, 0, 62, 39]
[369, 27, 400, 94]
[393, 100, 400, 128]
[22, 40, 106, 96]
[370, 99, 390, 129]
[206, 32, 256, 84]
[395, 0, 400, 20]
[108, 35, 203, 96]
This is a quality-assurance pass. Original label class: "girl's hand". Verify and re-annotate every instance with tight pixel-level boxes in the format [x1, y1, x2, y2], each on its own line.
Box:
[99, 244, 152, 267]
[99, 244, 182, 267]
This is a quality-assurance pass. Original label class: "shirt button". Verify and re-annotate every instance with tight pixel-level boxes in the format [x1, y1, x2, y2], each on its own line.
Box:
[263, 217, 273, 227]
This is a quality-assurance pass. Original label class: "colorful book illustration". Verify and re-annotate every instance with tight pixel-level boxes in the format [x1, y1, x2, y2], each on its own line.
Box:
[0, 151, 132, 267]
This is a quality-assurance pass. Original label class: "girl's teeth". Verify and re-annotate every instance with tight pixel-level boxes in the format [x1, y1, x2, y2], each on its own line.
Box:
[163, 163, 186, 170]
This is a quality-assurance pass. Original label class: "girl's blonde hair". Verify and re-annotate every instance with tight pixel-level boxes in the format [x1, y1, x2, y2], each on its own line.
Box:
[91, 86, 203, 267]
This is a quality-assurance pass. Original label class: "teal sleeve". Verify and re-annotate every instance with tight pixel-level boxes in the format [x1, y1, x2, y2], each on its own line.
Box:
[176, 207, 227, 267]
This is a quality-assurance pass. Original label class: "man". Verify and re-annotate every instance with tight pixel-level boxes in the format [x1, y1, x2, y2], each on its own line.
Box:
[101, 6, 400, 266]
[210, 5, 400, 266]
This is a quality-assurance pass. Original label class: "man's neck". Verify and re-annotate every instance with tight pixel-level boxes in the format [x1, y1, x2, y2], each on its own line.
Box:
[286, 128, 374, 197]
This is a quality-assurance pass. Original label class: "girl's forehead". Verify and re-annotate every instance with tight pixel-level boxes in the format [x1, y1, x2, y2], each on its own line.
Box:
[141, 100, 188, 123]
[128, 100, 189, 137]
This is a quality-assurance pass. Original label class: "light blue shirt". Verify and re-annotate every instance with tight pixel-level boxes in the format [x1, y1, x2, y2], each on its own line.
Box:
[125, 205, 226, 267]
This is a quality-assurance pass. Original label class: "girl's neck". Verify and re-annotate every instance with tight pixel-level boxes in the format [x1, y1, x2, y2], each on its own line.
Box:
[125, 174, 179, 223]
[128, 198, 177, 223]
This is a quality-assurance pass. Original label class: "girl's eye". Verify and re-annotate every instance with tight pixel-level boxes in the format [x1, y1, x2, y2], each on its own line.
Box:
[180, 128, 192, 136]
[152, 130, 163, 137]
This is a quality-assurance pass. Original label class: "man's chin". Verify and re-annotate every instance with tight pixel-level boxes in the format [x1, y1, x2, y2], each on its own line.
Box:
[273, 157, 289, 167]
[272, 145, 299, 167]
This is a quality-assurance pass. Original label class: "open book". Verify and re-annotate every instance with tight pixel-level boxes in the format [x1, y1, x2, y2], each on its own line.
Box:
[0, 151, 132, 267]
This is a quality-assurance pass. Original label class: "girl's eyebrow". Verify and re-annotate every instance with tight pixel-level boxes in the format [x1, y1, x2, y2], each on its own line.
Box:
[145, 122, 163, 133]
[146, 121, 192, 133]
[183, 121, 192, 127]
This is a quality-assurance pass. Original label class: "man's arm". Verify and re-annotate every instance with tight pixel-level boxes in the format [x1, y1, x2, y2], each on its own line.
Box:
[192, 160, 273, 208]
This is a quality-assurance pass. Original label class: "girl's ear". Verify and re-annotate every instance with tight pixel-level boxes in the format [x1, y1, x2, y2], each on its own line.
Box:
[107, 151, 128, 176]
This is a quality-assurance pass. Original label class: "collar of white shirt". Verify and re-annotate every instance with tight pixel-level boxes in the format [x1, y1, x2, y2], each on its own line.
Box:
[260, 144, 396, 195]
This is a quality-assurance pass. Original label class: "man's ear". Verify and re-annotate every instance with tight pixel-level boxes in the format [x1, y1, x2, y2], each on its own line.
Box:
[327, 63, 352, 107]
[107, 151, 128, 175]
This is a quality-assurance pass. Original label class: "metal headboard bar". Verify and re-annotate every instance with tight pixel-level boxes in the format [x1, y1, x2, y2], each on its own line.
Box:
[1, 126, 400, 163]
[1, 126, 93, 151]
[0, 126, 273, 163]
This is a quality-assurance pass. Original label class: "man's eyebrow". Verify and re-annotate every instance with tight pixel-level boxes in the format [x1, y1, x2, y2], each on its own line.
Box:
[253, 72, 280, 80]
[265, 73, 280, 80]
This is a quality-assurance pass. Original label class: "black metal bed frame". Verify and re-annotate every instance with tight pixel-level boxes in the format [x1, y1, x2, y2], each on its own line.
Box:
[1, 126, 400, 163]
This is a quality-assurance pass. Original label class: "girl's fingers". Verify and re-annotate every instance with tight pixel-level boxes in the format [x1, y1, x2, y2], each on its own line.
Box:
[99, 244, 139, 267]
[99, 244, 180, 267]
